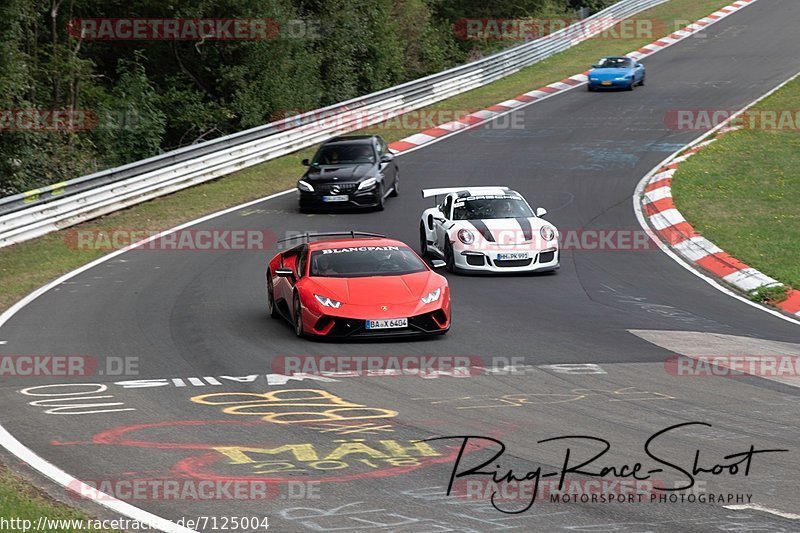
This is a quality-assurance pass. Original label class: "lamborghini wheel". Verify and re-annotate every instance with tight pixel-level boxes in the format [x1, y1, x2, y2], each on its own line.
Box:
[293, 292, 304, 337]
[266, 271, 280, 319]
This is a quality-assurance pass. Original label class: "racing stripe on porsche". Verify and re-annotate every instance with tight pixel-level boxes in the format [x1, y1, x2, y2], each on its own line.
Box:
[515, 218, 533, 241]
[468, 220, 495, 242]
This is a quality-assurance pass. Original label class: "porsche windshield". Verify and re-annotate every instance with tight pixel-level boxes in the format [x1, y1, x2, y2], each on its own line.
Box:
[311, 143, 375, 165]
[452, 197, 533, 220]
[310, 246, 427, 277]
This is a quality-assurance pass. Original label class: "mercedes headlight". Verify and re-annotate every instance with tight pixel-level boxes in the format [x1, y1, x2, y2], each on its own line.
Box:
[357, 177, 377, 190]
[298, 180, 314, 192]
[421, 288, 442, 304]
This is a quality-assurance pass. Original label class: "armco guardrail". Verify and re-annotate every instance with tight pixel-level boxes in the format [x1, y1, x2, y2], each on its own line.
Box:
[0, 0, 667, 248]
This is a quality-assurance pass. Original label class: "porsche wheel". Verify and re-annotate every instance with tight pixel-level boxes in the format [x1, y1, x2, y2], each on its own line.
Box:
[444, 240, 456, 273]
[266, 271, 279, 319]
[419, 222, 428, 257]
[293, 292, 304, 337]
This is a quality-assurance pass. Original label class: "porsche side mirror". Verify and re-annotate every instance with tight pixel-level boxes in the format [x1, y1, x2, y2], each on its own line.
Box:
[430, 260, 446, 269]
[380, 153, 394, 163]
[301, 158, 310, 166]
[275, 268, 294, 278]
[536, 207, 548, 217]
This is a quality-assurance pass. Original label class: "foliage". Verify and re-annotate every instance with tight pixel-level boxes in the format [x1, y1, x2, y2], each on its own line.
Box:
[0, 0, 595, 195]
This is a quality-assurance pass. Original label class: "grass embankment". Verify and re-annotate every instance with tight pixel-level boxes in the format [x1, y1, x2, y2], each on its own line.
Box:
[0, 464, 116, 532]
[0, 0, 736, 527]
[671, 75, 800, 303]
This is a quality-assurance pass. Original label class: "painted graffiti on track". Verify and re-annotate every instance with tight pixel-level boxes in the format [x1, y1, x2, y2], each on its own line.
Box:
[48, 388, 508, 488]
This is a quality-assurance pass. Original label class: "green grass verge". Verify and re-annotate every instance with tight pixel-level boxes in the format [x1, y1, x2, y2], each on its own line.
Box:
[671, 75, 800, 295]
[0, 464, 116, 532]
[749, 284, 789, 305]
[0, 0, 735, 525]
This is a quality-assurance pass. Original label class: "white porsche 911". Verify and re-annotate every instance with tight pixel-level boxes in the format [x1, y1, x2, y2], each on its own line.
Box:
[419, 186, 559, 274]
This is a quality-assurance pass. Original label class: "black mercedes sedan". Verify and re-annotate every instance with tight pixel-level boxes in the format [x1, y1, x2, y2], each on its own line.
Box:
[297, 135, 399, 211]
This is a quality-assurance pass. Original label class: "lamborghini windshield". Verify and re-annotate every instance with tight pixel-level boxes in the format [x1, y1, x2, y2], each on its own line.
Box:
[310, 246, 427, 277]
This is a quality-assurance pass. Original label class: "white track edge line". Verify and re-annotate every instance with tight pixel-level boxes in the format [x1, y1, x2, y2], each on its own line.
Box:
[725, 503, 800, 520]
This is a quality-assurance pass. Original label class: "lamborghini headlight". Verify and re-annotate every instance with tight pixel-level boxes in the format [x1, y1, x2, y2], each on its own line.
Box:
[314, 294, 342, 308]
[421, 288, 442, 304]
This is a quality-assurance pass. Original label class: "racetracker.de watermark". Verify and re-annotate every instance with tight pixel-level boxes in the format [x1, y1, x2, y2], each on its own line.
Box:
[273, 355, 484, 378]
[453, 478, 666, 504]
[272, 108, 526, 132]
[0, 355, 137, 377]
[1, 109, 143, 133]
[0, 109, 97, 132]
[453, 228, 658, 252]
[68, 18, 322, 40]
[453, 17, 666, 41]
[665, 109, 800, 131]
[665, 355, 800, 377]
[69, 479, 319, 501]
[453, 478, 751, 506]
[64, 228, 277, 251]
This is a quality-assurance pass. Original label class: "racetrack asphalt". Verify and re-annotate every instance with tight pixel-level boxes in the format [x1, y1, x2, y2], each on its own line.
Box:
[0, 0, 799, 531]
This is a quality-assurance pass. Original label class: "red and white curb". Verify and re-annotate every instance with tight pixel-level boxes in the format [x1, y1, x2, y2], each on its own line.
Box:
[640, 113, 800, 319]
[388, 0, 761, 154]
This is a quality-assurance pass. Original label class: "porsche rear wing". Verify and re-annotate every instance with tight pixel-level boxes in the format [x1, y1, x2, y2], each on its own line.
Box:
[421, 186, 510, 199]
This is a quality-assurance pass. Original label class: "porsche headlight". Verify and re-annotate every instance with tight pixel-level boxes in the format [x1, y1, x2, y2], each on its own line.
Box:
[314, 294, 342, 308]
[298, 180, 314, 192]
[421, 288, 442, 304]
[457, 229, 475, 244]
[540, 226, 556, 242]
[357, 177, 377, 190]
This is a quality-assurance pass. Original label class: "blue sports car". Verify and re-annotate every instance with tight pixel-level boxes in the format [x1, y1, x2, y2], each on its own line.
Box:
[587, 56, 645, 91]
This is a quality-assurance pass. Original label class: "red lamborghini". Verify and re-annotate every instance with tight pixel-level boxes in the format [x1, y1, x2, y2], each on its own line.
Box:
[266, 232, 451, 338]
